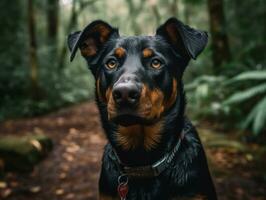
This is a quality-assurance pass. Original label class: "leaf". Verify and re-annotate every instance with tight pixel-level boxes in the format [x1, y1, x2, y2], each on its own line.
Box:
[30, 186, 41, 193]
[253, 96, 266, 135]
[224, 83, 266, 104]
[241, 104, 258, 130]
[0, 182, 7, 189]
[2, 188, 12, 198]
[185, 75, 225, 90]
[225, 70, 266, 85]
[55, 189, 64, 195]
[241, 96, 266, 135]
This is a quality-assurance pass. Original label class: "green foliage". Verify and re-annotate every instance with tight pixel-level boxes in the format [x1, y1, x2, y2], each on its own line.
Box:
[225, 0, 266, 69]
[185, 75, 231, 119]
[225, 71, 266, 83]
[0, 0, 27, 100]
[224, 71, 266, 135]
[0, 0, 94, 121]
[186, 71, 266, 135]
[224, 83, 266, 105]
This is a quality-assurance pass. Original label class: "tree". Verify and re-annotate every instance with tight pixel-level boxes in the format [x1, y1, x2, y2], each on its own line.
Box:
[148, 0, 161, 26]
[207, 0, 231, 75]
[47, 0, 59, 57]
[47, 0, 59, 43]
[169, 0, 178, 17]
[58, 0, 97, 69]
[0, 0, 26, 98]
[125, 0, 144, 35]
[28, 0, 40, 100]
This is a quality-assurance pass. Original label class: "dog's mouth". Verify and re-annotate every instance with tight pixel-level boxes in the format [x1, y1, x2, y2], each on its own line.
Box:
[111, 114, 144, 126]
[110, 113, 157, 126]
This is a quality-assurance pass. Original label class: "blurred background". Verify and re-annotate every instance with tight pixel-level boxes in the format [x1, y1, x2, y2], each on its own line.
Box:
[0, 0, 265, 199]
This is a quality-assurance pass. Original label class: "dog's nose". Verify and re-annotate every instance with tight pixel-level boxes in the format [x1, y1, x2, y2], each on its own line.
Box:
[112, 75, 141, 106]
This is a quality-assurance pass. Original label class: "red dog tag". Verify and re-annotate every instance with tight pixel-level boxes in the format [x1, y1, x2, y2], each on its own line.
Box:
[117, 182, 128, 200]
[117, 174, 129, 200]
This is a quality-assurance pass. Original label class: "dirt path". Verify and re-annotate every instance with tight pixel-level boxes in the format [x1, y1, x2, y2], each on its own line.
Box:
[0, 102, 265, 200]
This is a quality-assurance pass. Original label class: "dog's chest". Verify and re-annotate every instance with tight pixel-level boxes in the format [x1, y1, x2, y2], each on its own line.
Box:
[102, 143, 201, 199]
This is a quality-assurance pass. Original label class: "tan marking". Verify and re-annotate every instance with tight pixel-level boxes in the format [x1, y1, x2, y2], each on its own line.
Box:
[105, 87, 112, 102]
[117, 125, 142, 150]
[106, 87, 117, 120]
[96, 78, 104, 102]
[164, 79, 177, 109]
[149, 88, 165, 118]
[81, 38, 97, 57]
[144, 121, 163, 150]
[138, 85, 165, 120]
[114, 47, 126, 58]
[93, 24, 112, 43]
[142, 48, 154, 58]
[81, 24, 112, 57]
[117, 121, 163, 150]
[166, 23, 178, 43]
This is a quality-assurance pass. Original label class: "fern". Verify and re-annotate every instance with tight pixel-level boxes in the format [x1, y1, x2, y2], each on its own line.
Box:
[185, 75, 225, 90]
[224, 70, 266, 135]
[242, 96, 266, 135]
[225, 70, 266, 85]
[224, 83, 266, 104]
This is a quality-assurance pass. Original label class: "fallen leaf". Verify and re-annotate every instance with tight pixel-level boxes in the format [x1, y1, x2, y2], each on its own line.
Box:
[55, 188, 64, 195]
[0, 182, 7, 189]
[246, 153, 253, 161]
[10, 181, 18, 188]
[2, 188, 12, 198]
[30, 139, 42, 151]
[30, 186, 41, 193]
[59, 172, 67, 179]
[66, 193, 75, 199]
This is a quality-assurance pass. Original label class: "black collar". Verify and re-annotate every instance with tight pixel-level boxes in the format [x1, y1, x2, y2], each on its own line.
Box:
[109, 129, 186, 178]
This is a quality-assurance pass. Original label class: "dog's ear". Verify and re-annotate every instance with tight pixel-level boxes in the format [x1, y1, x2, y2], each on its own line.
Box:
[156, 17, 208, 60]
[68, 20, 119, 62]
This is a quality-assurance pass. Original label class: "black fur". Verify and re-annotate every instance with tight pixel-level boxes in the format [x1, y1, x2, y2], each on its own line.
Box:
[68, 17, 217, 200]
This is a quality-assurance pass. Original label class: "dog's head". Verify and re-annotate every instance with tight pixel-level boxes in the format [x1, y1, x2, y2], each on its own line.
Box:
[68, 18, 207, 127]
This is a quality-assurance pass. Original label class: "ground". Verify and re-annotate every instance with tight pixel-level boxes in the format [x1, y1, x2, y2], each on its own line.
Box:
[0, 102, 265, 200]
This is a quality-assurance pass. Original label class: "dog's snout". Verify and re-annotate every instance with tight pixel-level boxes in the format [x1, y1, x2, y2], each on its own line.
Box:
[112, 74, 141, 106]
[113, 84, 140, 105]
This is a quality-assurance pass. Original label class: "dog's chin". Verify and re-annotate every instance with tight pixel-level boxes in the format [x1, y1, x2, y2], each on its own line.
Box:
[111, 114, 156, 127]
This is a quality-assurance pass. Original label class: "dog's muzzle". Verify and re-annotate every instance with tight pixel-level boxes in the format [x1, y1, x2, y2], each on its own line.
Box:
[112, 74, 141, 108]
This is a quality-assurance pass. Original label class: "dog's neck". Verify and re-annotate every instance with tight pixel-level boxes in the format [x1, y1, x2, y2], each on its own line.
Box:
[97, 84, 186, 166]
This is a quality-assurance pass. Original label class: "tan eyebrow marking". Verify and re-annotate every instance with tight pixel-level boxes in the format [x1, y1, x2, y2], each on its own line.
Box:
[114, 47, 126, 58]
[142, 48, 154, 58]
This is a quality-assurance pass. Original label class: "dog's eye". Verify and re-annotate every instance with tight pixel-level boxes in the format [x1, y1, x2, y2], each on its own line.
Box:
[151, 59, 162, 69]
[105, 58, 118, 69]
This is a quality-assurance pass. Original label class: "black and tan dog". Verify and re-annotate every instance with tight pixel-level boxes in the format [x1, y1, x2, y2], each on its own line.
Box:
[68, 17, 217, 200]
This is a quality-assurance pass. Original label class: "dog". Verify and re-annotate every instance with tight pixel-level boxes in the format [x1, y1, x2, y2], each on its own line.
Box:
[68, 17, 217, 200]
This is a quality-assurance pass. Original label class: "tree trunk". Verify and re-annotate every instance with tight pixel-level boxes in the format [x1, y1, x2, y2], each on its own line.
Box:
[28, 0, 40, 100]
[58, 0, 97, 69]
[125, 0, 143, 35]
[169, 0, 178, 17]
[148, 0, 161, 26]
[58, 0, 78, 69]
[47, 0, 59, 43]
[207, 0, 231, 75]
[47, 0, 59, 64]
[184, 2, 190, 25]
